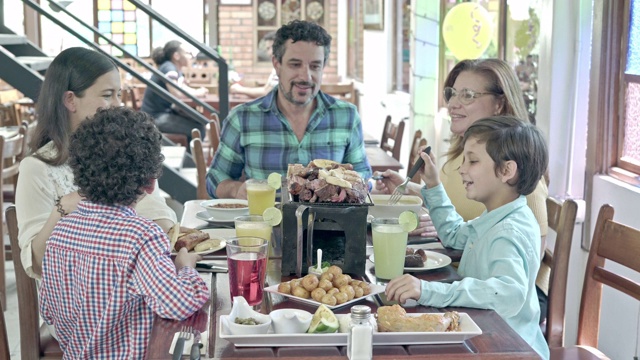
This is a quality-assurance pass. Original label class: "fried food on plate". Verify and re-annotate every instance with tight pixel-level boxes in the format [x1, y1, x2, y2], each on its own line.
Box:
[376, 305, 460, 332]
[172, 226, 211, 252]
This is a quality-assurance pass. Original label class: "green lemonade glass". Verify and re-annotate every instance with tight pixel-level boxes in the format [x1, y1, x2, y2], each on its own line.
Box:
[371, 218, 408, 280]
[246, 179, 276, 215]
[234, 215, 273, 259]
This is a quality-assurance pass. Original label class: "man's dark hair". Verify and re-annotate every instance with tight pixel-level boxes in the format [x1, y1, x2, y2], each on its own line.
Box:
[272, 20, 332, 65]
[69, 107, 164, 206]
[463, 116, 548, 196]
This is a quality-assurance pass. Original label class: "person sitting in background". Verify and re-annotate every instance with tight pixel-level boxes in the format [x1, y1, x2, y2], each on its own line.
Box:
[207, 20, 371, 199]
[386, 116, 550, 360]
[140, 40, 208, 144]
[16, 47, 177, 279]
[230, 31, 279, 98]
[39, 107, 209, 358]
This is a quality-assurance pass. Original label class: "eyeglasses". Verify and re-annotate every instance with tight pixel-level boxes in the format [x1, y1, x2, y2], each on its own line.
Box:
[443, 87, 497, 105]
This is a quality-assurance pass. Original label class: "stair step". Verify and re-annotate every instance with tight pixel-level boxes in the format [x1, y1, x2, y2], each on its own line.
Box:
[16, 56, 53, 71]
[0, 34, 28, 46]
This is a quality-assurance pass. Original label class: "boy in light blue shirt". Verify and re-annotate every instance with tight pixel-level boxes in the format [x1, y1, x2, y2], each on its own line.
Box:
[386, 116, 550, 360]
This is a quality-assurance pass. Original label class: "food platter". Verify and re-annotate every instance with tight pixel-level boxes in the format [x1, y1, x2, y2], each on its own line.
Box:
[369, 251, 452, 272]
[219, 312, 482, 347]
[171, 229, 226, 255]
[264, 283, 385, 310]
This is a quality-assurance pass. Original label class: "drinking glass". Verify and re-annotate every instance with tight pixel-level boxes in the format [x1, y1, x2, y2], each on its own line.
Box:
[371, 218, 408, 280]
[226, 237, 268, 306]
[234, 215, 273, 258]
[246, 179, 276, 215]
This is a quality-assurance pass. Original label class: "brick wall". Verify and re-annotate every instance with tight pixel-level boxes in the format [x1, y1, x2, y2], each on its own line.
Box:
[218, 0, 338, 86]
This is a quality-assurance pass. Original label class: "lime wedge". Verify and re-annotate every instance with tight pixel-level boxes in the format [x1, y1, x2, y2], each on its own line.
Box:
[262, 207, 282, 226]
[308, 304, 339, 333]
[399, 210, 419, 232]
[267, 172, 282, 190]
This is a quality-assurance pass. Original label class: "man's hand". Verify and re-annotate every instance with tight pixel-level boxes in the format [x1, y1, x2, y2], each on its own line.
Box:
[410, 213, 438, 238]
[373, 170, 405, 194]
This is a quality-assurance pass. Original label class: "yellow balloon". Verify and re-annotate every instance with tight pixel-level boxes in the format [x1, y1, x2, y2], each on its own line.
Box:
[442, 3, 493, 60]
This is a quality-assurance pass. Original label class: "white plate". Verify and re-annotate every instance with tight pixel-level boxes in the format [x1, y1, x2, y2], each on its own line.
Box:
[369, 251, 452, 272]
[219, 312, 481, 347]
[196, 210, 235, 224]
[171, 229, 227, 255]
[263, 283, 385, 310]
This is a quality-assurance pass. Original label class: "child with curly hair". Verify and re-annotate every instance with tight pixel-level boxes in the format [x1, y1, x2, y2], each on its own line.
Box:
[38, 107, 209, 358]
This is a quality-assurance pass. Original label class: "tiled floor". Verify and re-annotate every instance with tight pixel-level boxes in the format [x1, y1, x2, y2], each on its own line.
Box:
[5, 260, 21, 359]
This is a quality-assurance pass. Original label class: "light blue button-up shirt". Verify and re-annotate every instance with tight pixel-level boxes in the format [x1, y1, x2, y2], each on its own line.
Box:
[419, 184, 549, 360]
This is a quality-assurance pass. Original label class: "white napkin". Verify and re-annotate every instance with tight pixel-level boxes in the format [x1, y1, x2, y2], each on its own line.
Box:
[169, 331, 208, 355]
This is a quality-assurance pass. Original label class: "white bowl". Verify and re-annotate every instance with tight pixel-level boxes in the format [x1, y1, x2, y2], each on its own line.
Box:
[200, 199, 249, 221]
[269, 308, 313, 334]
[367, 194, 423, 219]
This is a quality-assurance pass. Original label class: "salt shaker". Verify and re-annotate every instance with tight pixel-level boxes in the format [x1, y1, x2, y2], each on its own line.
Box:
[347, 305, 373, 360]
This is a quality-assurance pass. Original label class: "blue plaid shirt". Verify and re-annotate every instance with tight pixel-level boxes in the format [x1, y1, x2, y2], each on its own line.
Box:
[206, 89, 372, 198]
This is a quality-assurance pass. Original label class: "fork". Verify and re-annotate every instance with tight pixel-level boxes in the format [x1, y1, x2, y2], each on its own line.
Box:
[388, 146, 431, 205]
[172, 326, 192, 360]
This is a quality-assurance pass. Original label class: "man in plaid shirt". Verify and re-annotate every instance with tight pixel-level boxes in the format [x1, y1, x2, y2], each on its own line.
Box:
[39, 107, 209, 358]
[207, 20, 372, 199]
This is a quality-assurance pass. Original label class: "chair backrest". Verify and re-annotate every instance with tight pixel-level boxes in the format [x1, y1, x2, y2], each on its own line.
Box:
[190, 129, 209, 200]
[6, 205, 50, 359]
[576, 204, 640, 348]
[206, 113, 221, 165]
[408, 130, 427, 184]
[380, 115, 405, 161]
[543, 197, 578, 348]
[122, 87, 141, 111]
[321, 82, 359, 109]
[0, 304, 8, 360]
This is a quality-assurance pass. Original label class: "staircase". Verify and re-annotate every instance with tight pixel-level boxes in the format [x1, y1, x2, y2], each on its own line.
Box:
[0, 0, 229, 204]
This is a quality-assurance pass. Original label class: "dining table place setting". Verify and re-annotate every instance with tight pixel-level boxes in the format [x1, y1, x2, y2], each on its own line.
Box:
[147, 160, 541, 359]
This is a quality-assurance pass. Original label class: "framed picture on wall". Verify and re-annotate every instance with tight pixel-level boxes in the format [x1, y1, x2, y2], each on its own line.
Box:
[364, 0, 384, 30]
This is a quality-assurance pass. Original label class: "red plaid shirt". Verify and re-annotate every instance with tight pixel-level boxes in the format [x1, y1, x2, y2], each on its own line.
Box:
[39, 202, 209, 359]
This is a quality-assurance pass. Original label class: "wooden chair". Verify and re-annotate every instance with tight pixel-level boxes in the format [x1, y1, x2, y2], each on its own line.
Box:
[0, 305, 9, 360]
[549, 204, 636, 359]
[408, 130, 427, 184]
[321, 81, 359, 109]
[6, 206, 63, 359]
[0, 131, 25, 311]
[205, 113, 221, 165]
[121, 86, 141, 111]
[190, 128, 209, 200]
[380, 115, 405, 161]
[542, 197, 578, 348]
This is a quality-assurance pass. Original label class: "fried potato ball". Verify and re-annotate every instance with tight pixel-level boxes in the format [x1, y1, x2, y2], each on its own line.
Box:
[277, 281, 291, 294]
[349, 280, 362, 288]
[320, 272, 334, 283]
[301, 274, 319, 291]
[332, 274, 349, 288]
[339, 285, 356, 301]
[327, 288, 340, 295]
[359, 282, 371, 296]
[334, 291, 348, 304]
[354, 286, 364, 298]
[327, 265, 343, 277]
[319, 279, 333, 291]
[320, 294, 337, 306]
[311, 287, 326, 302]
[290, 279, 302, 289]
[343, 274, 352, 283]
[292, 286, 310, 299]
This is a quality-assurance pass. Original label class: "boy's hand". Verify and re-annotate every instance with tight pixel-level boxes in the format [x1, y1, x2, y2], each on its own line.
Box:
[418, 147, 440, 189]
[373, 170, 404, 194]
[174, 247, 202, 270]
[385, 274, 422, 304]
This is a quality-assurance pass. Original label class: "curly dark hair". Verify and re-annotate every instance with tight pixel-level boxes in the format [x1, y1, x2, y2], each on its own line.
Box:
[69, 107, 164, 206]
[463, 116, 548, 196]
[272, 20, 332, 65]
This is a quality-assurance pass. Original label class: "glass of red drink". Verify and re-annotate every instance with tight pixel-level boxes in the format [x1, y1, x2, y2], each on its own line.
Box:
[226, 237, 268, 306]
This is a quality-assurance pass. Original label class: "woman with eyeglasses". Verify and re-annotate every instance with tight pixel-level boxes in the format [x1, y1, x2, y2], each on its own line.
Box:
[374, 58, 549, 321]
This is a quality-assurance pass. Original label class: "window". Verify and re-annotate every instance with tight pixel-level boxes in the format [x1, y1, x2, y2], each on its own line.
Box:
[392, 0, 410, 92]
[347, 0, 363, 81]
[619, 0, 640, 178]
[255, 0, 327, 63]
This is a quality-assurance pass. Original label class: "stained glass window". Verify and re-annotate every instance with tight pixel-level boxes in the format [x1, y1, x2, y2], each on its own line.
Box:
[96, 0, 138, 56]
[622, 0, 640, 167]
[626, 0, 640, 75]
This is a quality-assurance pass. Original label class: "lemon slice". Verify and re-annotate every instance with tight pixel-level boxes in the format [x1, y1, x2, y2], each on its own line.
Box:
[267, 172, 282, 190]
[262, 207, 282, 226]
[308, 304, 339, 333]
[399, 210, 419, 232]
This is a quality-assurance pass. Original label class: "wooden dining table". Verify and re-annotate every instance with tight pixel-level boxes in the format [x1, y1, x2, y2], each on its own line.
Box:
[145, 200, 541, 359]
[366, 146, 403, 173]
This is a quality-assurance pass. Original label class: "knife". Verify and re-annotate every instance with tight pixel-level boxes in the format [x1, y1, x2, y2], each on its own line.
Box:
[190, 330, 203, 360]
[195, 262, 228, 273]
[172, 334, 186, 360]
